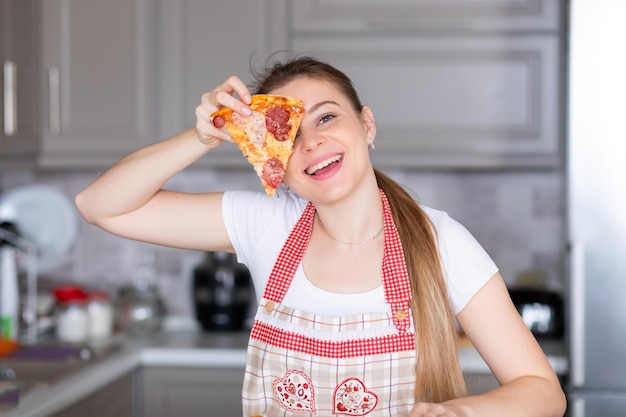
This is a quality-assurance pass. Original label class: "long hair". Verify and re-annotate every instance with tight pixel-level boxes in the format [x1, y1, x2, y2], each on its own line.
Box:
[251, 55, 467, 402]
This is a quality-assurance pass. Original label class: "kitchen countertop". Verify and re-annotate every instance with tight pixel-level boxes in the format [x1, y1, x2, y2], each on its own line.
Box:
[1, 319, 568, 417]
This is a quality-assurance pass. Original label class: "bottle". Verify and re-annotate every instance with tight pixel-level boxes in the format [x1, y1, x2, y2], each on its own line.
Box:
[54, 286, 89, 343]
[88, 291, 114, 339]
[192, 252, 253, 331]
[0, 245, 19, 340]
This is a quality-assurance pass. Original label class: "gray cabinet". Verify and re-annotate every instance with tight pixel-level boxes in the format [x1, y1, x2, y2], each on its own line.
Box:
[0, 0, 40, 168]
[140, 366, 245, 417]
[39, 0, 157, 168]
[287, 1, 564, 169]
[156, 0, 288, 168]
[464, 372, 500, 396]
[49, 371, 137, 417]
[291, 0, 560, 33]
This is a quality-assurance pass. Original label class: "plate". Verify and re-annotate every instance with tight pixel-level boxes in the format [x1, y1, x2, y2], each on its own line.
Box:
[0, 184, 78, 272]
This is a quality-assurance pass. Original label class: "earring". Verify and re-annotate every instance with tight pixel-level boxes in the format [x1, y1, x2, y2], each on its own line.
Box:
[368, 141, 375, 150]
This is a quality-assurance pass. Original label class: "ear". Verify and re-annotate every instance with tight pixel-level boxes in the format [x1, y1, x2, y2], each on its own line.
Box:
[361, 106, 377, 145]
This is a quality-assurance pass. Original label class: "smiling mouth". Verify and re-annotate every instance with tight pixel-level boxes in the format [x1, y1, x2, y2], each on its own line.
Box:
[305, 154, 343, 175]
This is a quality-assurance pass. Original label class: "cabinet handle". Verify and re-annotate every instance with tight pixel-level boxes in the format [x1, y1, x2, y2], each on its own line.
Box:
[3, 61, 17, 136]
[48, 67, 61, 134]
[570, 242, 586, 387]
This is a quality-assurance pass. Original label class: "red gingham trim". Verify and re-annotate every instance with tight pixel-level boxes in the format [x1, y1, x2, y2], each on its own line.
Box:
[262, 190, 412, 331]
[262, 202, 315, 302]
[250, 321, 415, 358]
[379, 191, 412, 332]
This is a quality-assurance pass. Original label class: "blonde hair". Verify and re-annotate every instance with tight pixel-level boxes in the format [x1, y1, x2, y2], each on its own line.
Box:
[253, 55, 467, 402]
[376, 170, 467, 402]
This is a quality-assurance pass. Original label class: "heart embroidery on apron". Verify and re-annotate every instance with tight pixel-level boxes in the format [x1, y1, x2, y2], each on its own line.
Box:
[333, 377, 379, 416]
[272, 369, 316, 413]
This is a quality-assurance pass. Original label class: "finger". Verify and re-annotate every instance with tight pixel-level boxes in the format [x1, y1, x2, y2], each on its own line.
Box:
[217, 75, 252, 105]
[213, 91, 252, 118]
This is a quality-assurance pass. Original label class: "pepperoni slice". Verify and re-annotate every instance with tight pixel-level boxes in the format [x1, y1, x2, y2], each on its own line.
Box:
[212, 115, 225, 128]
[262, 158, 285, 189]
[265, 106, 291, 141]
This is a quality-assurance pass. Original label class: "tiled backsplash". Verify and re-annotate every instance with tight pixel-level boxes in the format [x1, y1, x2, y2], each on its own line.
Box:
[1, 167, 565, 317]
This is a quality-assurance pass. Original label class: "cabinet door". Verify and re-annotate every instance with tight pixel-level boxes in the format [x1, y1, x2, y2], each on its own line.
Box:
[464, 372, 500, 395]
[48, 372, 137, 417]
[0, 0, 40, 168]
[39, 0, 157, 168]
[141, 366, 244, 417]
[157, 0, 287, 168]
[292, 0, 561, 33]
[292, 35, 561, 168]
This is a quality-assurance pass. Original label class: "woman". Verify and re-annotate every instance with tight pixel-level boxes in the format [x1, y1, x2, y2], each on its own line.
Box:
[76, 56, 566, 416]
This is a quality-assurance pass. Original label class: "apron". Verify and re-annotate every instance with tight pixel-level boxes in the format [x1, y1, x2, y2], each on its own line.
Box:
[242, 190, 416, 417]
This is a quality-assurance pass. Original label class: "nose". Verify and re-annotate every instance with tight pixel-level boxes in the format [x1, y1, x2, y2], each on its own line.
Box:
[296, 128, 324, 153]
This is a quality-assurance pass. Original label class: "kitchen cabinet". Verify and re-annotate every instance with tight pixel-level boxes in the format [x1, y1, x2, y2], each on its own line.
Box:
[291, 0, 560, 33]
[286, 1, 564, 169]
[156, 0, 288, 168]
[38, 0, 157, 168]
[0, 0, 40, 169]
[463, 372, 500, 396]
[140, 366, 245, 417]
[48, 371, 138, 417]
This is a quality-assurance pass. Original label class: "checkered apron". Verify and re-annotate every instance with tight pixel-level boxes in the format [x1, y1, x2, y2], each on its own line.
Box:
[242, 191, 416, 417]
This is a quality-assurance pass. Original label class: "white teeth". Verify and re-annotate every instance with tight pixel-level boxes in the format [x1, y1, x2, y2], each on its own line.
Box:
[306, 154, 342, 175]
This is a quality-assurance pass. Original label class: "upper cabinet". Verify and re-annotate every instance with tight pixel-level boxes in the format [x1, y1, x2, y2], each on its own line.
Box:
[2, 0, 566, 170]
[287, 0, 564, 169]
[291, 0, 560, 33]
[156, 0, 288, 168]
[38, 0, 157, 168]
[0, 0, 40, 168]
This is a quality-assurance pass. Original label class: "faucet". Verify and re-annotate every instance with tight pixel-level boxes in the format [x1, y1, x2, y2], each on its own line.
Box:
[0, 223, 38, 343]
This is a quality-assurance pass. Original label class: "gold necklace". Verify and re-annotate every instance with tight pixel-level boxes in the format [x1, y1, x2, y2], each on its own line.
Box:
[317, 217, 384, 245]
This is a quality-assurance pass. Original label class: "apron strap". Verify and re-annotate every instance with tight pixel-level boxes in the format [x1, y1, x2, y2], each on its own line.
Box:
[262, 190, 412, 332]
[262, 202, 315, 303]
[380, 190, 412, 332]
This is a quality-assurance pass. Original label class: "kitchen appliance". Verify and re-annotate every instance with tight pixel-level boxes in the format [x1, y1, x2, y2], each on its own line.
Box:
[193, 251, 253, 331]
[567, 1, 626, 415]
[508, 288, 564, 340]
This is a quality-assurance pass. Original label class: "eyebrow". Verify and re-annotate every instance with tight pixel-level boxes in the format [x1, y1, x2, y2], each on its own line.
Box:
[307, 100, 341, 113]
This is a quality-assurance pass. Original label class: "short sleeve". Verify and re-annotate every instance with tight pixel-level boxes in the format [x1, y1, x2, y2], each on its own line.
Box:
[423, 207, 499, 314]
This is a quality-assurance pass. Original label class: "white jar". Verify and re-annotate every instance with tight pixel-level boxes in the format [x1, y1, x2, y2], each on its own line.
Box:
[54, 286, 89, 343]
[88, 291, 113, 339]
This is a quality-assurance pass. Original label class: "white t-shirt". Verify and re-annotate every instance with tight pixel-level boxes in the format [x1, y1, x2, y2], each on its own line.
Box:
[222, 189, 498, 316]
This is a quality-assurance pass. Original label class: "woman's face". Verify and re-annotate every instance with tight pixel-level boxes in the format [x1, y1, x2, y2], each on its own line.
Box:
[270, 77, 376, 203]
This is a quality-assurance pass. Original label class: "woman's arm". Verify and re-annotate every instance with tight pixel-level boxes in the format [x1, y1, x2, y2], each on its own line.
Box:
[411, 273, 567, 417]
[75, 76, 252, 252]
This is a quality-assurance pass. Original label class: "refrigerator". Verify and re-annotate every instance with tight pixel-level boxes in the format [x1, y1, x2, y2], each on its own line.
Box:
[566, 1, 626, 416]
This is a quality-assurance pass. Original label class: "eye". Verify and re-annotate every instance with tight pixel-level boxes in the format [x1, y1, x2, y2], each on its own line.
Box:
[318, 113, 335, 125]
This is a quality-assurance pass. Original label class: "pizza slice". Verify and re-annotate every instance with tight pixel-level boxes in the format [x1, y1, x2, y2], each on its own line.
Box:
[211, 94, 305, 197]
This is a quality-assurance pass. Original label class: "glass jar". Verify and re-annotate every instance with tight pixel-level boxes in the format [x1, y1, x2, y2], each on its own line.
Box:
[88, 291, 114, 339]
[115, 283, 166, 337]
[53, 286, 89, 343]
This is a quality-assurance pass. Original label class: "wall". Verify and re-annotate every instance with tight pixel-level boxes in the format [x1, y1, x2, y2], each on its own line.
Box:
[0, 165, 565, 318]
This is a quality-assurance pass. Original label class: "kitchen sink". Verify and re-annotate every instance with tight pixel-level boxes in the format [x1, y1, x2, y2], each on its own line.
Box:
[0, 341, 121, 397]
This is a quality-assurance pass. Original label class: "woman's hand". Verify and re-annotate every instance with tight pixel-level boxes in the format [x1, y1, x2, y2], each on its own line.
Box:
[195, 75, 253, 146]
[409, 402, 469, 417]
